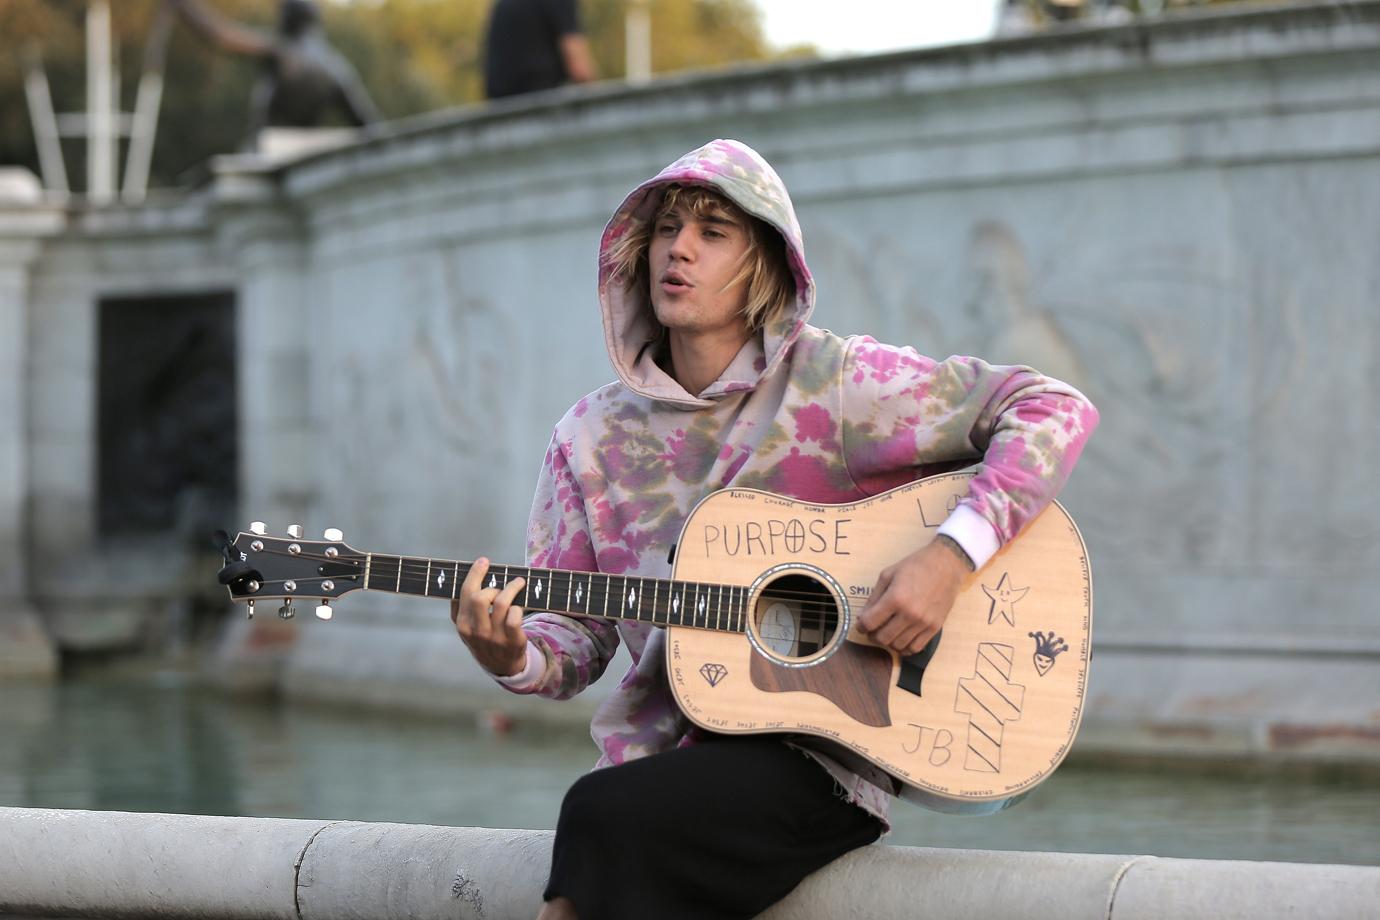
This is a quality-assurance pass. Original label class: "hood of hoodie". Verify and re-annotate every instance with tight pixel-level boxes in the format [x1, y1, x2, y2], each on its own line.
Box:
[597, 139, 815, 409]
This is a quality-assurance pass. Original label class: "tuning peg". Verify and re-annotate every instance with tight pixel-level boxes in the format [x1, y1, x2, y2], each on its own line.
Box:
[323, 527, 343, 542]
[287, 524, 304, 539]
[315, 601, 333, 621]
[250, 521, 266, 535]
[278, 598, 295, 619]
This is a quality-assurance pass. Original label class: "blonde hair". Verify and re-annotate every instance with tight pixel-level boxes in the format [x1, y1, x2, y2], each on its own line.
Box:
[605, 185, 796, 334]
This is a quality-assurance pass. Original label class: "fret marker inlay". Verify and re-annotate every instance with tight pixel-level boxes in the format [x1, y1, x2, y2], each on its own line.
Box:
[534, 580, 543, 600]
[576, 584, 584, 604]
[673, 595, 680, 615]
[627, 588, 636, 610]
[488, 575, 497, 589]
[437, 570, 446, 591]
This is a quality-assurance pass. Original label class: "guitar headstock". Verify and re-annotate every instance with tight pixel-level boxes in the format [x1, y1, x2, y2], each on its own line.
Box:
[217, 523, 367, 620]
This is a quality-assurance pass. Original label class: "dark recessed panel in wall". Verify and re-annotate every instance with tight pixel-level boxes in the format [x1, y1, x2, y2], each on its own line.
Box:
[98, 292, 237, 537]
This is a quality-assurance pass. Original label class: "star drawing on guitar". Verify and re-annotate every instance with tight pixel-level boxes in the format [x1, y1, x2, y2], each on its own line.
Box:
[982, 572, 1029, 627]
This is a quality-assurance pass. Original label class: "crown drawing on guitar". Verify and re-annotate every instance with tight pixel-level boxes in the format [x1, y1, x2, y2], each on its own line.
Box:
[1028, 630, 1069, 676]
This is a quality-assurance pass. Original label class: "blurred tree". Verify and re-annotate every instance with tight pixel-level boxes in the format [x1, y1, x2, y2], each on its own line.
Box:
[326, 0, 492, 117]
[581, 0, 772, 79]
[0, 0, 793, 191]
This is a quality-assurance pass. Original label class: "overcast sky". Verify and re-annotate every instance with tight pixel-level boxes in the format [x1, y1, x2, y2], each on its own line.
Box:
[753, 0, 1003, 55]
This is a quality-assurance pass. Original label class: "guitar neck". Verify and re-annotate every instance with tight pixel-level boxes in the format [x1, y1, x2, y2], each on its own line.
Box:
[362, 554, 748, 633]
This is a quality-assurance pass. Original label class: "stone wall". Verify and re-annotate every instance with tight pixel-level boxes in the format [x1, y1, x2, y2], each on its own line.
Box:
[0, 170, 61, 677]
[6, 1, 1379, 758]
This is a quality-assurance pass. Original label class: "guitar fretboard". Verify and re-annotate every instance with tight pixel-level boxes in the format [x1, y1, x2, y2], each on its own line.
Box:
[363, 555, 748, 632]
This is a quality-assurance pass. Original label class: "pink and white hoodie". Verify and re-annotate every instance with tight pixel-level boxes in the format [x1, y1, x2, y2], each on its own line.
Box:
[496, 139, 1099, 824]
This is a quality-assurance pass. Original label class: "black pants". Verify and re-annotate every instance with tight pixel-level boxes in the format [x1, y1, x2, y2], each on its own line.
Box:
[545, 735, 883, 920]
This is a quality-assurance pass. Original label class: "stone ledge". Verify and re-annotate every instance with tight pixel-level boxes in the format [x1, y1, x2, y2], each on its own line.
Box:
[0, 807, 1376, 919]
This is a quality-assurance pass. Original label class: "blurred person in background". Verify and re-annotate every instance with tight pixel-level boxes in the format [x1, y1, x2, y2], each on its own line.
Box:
[483, 0, 599, 99]
[451, 139, 1098, 919]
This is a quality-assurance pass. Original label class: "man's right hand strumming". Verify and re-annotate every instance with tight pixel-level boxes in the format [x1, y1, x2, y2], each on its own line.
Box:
[451, 557, 529, 678]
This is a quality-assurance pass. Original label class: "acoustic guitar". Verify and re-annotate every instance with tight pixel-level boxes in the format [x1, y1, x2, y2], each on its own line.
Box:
[218, 470, 1092, 813]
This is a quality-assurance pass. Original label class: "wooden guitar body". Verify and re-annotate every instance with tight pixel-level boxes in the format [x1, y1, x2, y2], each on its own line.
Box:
[666, 472, 1092, 812]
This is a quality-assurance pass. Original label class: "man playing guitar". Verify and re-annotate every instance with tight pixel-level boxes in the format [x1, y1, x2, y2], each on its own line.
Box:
[450, 139, 1098, 920]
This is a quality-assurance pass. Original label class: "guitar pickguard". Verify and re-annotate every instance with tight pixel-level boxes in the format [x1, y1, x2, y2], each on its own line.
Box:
[748, 642, 893, 727]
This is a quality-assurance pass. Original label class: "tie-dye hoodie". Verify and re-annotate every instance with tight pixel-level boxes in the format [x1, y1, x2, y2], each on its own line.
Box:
[500, 139, 1099, 824]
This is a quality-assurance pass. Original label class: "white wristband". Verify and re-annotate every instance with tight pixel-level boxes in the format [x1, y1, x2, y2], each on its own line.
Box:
[936, 504, 1001, 571]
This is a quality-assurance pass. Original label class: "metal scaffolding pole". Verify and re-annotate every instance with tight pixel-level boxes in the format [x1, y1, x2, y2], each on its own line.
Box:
[626, 0, 652, 85]
[21, 54, 70, 200]
[123, 3, 175, 203]
[86, 0, 116, 204]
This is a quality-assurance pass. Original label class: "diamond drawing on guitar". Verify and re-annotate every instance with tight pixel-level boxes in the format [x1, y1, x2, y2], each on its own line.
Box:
[699, 663, 728, 687]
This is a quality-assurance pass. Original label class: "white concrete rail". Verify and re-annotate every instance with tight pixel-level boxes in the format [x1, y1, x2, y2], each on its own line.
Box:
[1, 808, 1377, 919]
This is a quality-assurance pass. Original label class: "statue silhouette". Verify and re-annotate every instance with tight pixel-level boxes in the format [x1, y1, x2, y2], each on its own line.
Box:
[171, 0, 380, 147]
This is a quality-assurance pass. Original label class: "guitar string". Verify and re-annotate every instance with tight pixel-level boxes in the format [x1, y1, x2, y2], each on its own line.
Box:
[253, 543, 859, 601]
[249, 548, 869, 652]
[238, 552, 845, 647]
[240, 577, 865, 618]
[253, 547, 872, 614]
[242, 545, 876, 609]
[239, 572, 847, 629]
[236, 573, 846, 653]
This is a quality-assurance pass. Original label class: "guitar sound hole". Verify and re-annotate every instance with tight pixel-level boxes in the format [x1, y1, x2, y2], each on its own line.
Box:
[752, 574, 840, 662]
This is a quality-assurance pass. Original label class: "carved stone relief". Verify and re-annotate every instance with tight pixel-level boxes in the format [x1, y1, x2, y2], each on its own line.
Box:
[810, 205, 1232, 572]
[335, 246, 518, 559]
